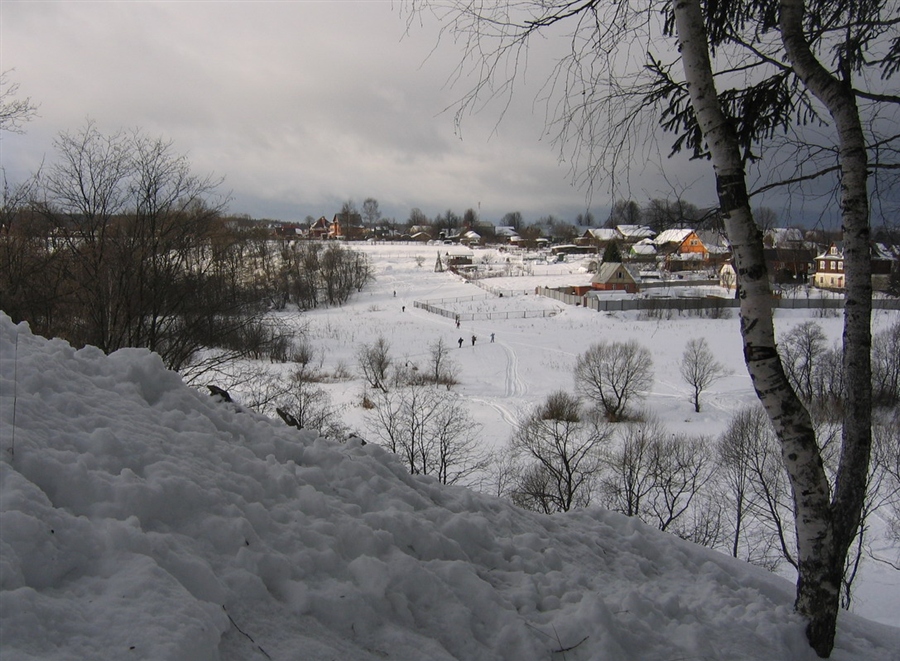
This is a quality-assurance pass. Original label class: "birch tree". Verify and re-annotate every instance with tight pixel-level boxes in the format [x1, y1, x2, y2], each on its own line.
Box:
[410, 0, 897, 654]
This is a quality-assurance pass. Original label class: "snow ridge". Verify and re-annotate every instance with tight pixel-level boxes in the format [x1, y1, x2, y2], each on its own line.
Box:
[1, 314, 897, 661]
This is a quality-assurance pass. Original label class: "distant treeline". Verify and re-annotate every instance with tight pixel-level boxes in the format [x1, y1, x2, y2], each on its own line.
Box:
[1, 122, 371, 374]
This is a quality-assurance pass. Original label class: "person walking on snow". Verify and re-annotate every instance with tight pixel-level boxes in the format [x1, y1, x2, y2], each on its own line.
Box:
[471, 335, 476, 346]
[490, 332, 495, 343]
[458, 337, 464, 349]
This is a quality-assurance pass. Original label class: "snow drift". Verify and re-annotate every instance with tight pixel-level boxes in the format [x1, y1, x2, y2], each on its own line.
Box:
[1, 314, 897, 660]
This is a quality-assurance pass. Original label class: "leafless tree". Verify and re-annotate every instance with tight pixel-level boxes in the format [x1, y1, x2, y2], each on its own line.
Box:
[679, 337, 728, 412]
[872, 322, 900, 408]
[426, 337, 459, 388]
[600, 418, 716, 542]
[366, 385, 487, 486]
[605, 200, 642, 228]
[501, 211, 523, 231]
[509, 391, 612, 513]
[599, 418, 661, 518]
[718, 406, 792, 571]
[647, 434, 717, 538]
[357, 335, 392, 393]
[0, 71, 38, 133]
[321, 243, 373, 305]
[779, 321, 829, 403]
[276, 369, 346, 439]
[362, 197, 381, 226]
[875, 409, 900, 547]
[574, 340, 654, 421]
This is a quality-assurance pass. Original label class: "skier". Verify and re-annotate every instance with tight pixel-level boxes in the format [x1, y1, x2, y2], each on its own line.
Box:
[490, 332, 495, 343]
[471, 335, 476, 346]
[458, 337, 464, 349]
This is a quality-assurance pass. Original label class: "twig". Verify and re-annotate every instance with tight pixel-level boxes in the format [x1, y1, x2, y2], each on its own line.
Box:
[223, 605, 272, 660]
[554, 635, 589, 654]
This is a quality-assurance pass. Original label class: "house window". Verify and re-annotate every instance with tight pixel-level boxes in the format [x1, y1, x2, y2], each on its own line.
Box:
[838, 261, 843, 271]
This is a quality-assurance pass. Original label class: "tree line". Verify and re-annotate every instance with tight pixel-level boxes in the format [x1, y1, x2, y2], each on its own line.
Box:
[0, 122, 372, 377]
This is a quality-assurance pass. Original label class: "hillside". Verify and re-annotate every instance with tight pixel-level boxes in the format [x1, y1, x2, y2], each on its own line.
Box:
[2, 306, 899, 659]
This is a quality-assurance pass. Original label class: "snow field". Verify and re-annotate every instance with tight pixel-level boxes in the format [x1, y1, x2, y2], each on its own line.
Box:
[1, 244, 899, 660]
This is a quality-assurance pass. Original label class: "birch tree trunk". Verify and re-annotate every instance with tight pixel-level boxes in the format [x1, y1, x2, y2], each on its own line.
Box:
[779, 0, 874, 656]
[672, 0, 837, 656]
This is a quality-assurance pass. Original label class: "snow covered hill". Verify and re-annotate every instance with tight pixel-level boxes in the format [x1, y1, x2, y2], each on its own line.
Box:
[2, 313, 899, 660]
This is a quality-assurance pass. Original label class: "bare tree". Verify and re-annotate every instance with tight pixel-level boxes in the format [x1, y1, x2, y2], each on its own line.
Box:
[605, 200, 642, 228]
[362, 197, 381, 226]
[357, 335, 392, 393]
[872, 322, 900, 408]
[276, 369, 346, 439]
[509, 391, 612, 513]
[679, 337, 728, 412]
[875, 408, 900, 546]
[574, 340, 654, 421]
[366, 385, 487, 486]
[426, 337, 459, 388]
[650, 434, 718, 543]
[0, 71, 38, 133]
[779, 321, 829, 403]
[600, 418, 661, 518]
[600, 418, 716, 541]
[501, 211, 523, 231]
[718, 406, 794, 571]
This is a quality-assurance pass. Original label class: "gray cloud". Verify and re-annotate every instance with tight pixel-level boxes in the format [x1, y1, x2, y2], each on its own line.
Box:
[2, 1, 862, 227]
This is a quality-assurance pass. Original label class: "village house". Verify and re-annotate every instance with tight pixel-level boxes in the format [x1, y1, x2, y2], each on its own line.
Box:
[444, 249, 474, 267]
[763, 227, 805, 248]
[494, 226, 521, 244]
[308, 216, 330, 240]
[654, 229, 709, 271]
[764, 246, 817, 283]
[628, 238, 658, 263]
[813, 242, 899, 291]
[329, 212, 366, 240]
[590, 262, 639, 294]
[719, 262, 737, 292]
[576, 227, 618, 248]
[616, 224, 656, 244]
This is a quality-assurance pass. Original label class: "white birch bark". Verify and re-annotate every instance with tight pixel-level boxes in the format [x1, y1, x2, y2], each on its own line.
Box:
[780, 0, 874, 655]
[671, 0, 836, 656]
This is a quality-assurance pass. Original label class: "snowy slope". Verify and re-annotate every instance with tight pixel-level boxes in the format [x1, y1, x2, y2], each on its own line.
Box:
[1, 313, 899, 660]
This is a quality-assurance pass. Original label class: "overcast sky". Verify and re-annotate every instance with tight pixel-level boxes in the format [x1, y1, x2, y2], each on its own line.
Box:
[0, 1, 860, 227]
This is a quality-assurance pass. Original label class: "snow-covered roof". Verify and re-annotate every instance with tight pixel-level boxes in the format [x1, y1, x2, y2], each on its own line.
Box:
[584, 228, 619, 241]
[764, 227, 804, 246]
[873, 242, 900, 260]
[630, 242, 657, 256]
[654, 228, 694, 245]
[591, 261, 637, 284]
[617, 224, 655, 240]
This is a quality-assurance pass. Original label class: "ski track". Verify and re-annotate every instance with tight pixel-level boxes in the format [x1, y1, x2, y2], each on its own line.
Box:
[472, 398, 520, 429]
[501, 341, 528, 398]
